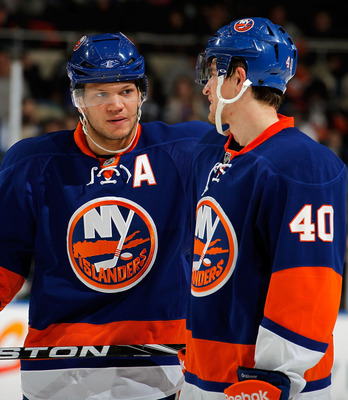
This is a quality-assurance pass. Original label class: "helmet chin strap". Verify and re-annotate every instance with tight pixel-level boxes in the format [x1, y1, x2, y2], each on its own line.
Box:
[78, 98, 145, 155]
[215, 75, 252, 135]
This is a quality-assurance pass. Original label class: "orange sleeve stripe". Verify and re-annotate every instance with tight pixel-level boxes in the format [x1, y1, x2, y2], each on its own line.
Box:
[304, 335, 334, 382]
[264, 267, 342, 343]
[0, 266, 25, 311]
[185, 329, 255, 384]
[24, 319, 186, 347]
[184, 329, 332, 386]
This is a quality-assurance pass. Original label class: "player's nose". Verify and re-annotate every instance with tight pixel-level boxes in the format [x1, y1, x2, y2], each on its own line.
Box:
[202, 82, 210, 96]
[106, 96, 125, 110]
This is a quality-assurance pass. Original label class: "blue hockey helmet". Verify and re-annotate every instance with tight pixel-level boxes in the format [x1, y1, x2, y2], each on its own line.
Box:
[196, 17, 297, 93]
[67, 32, 147, 97]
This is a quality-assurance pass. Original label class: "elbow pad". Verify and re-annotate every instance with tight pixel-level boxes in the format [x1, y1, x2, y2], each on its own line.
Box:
[224, 366, 290, 400]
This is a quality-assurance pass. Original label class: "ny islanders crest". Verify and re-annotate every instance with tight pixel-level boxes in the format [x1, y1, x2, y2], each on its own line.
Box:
[192, 196, 238, 296]
[67, 197, 157, 293]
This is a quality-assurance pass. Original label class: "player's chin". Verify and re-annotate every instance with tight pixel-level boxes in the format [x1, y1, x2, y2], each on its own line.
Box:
[208, 113, 215, 125]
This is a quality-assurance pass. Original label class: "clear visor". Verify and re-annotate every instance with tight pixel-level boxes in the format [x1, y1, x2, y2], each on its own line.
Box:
[72, 86, 143, 108]
[195, 52, 213, 85]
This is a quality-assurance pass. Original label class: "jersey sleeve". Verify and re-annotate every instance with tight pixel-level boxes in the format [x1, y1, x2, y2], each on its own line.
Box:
[0, 153, 36, 310]
[254, 163, 347, 396]
[0, 267, 26, 310]
[163, 121, 216, 256]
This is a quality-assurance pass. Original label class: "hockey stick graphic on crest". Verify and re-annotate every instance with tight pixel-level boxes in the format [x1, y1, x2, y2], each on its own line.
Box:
[94, 209, 134, 271]
[0, 344, 184, 360]
[193, 214, 220, 271]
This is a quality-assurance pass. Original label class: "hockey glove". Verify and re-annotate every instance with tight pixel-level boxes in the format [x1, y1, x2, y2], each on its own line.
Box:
[224, 366, 290, 400]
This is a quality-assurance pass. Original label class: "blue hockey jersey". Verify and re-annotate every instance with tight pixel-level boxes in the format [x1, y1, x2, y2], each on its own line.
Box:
[180, 116, 347, 400]
[0, 120, 212, 400]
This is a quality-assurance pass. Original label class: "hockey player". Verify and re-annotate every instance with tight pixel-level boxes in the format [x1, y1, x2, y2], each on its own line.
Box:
[0, 32, 213, 399]
[179, 18, 347, 400]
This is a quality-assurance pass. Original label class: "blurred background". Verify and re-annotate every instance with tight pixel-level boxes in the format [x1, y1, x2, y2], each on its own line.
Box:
[0, 0, 348, 307]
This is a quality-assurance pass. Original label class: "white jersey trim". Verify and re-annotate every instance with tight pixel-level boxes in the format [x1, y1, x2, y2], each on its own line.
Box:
[255, 326, 326, 397]
[22, 365, 183, 400]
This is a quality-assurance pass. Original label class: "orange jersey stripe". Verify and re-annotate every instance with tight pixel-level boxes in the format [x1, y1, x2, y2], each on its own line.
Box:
[0, 266, 26, 311]
[264, 266, 342, 343]
[185, 329, 255, 384]
[24, 319, 185, 347]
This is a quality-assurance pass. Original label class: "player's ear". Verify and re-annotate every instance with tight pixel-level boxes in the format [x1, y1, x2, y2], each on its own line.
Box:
[235, 66, 247, 87]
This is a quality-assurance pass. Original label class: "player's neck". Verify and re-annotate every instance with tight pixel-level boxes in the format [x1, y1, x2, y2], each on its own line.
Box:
[85, 127, 138, 156]
[229, 103, 278, 147]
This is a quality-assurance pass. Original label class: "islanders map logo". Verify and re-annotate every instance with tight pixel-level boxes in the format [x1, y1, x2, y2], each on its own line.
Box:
[67, 197, 157, 293]
[192, 197, 238, 297]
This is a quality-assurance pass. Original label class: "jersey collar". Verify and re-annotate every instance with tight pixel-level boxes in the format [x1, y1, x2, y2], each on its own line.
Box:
[224, 114, 294, 160]
[73, 122, 142, 160]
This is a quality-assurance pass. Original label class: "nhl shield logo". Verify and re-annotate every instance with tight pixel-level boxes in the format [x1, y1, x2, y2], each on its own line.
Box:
[100, 60, 120, 68]
[67, 197, 157, 293]
[192, 196, 238, 297]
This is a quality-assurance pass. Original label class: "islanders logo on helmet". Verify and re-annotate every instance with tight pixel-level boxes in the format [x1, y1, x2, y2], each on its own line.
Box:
[67, 197, 157, 293]
[234, 18, 254, 32]
[192, 197, 238, 297]
[73, 35, 87, 51]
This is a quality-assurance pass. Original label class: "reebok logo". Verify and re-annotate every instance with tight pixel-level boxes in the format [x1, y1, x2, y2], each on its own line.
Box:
[225, 391, 269, 400]
[240, 373, 257, 379]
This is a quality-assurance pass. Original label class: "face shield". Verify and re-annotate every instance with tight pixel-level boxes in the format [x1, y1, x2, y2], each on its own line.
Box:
[72, 85, 144, 108]
[196, 52, 235, 85]
[195, 52, 213, 86]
